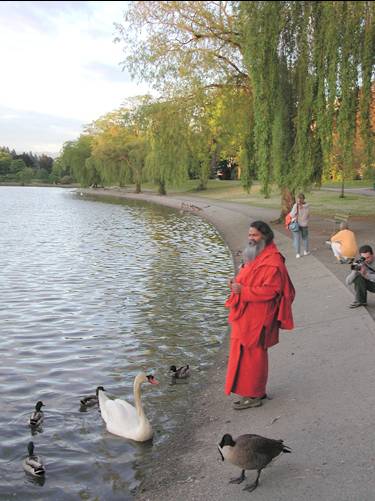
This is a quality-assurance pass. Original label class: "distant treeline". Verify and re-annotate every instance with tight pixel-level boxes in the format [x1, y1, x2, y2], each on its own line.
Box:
[0, 147, 72, 185]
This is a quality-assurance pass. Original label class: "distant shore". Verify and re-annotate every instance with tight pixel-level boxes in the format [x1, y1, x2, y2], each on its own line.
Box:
[0, 182, 79, 188]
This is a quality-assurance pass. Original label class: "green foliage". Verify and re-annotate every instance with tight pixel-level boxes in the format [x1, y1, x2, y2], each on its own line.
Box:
[38, 154, 53, 173]
[359, 2, 375, 175]
[59, 175, 75, 185]
[115, 1, 247, 92]
[238, 131, 256, 193]
[16, 167, 34, 185]
[58, 135, 95, 186]
[10, 158, 27, 174]
[89, 102, 148, 190]
[35, 168, 50, 182]
[0, 150, 12, 175]
[145, 98, 190, 194]
[240, 1, 375, 208]
[241, 1, 281, 198]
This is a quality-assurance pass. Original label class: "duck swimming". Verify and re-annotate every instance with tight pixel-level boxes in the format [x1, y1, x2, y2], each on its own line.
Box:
[169, 365, 191, 379]
[80, 386, 105, 407]
[218, 433, 291, 492]
[23, 442, 45, 477]
[29, 401, 44, 427]
[98, 372, 158, 442]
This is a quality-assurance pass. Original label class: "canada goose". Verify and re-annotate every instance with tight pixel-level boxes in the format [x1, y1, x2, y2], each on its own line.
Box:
[218, 433, 291, 492]
[29, 401, 44, 427]
[169, 365, 190, 379]
[23, 442, 45, 476]
[98, 372, 158, 442]
[80, 386, 105, 407]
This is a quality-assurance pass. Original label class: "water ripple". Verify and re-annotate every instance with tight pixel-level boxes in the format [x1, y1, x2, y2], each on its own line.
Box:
[0, 187, 233, 500]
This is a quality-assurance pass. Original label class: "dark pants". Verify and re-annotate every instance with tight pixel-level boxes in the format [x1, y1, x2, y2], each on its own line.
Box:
[353, 275, 375, 303]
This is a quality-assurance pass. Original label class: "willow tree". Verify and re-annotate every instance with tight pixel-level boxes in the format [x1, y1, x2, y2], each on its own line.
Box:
[58, 135, 97, 186]
[187, 96, 214, 191]
[88, 102, 149, 192]
[333, 3, 361, 197]
[241, 2, 326, 213]
[203, 84, 255, 190]
[144, 99, 190, 195]
[115, 1, 247, 91]
[313, 1, 374, 193]
[114, 1, 256, 191]
[241, 1, 375, 216]
[185, 84, 255, 190]
[90, 124, 132, 187]
[358, 2, 375, 180]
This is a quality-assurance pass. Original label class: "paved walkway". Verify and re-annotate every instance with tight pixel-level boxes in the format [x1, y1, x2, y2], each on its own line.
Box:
[82, 189, 375, 501]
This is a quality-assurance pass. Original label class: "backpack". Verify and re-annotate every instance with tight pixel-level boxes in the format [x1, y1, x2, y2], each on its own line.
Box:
[284, 212, 292, 230]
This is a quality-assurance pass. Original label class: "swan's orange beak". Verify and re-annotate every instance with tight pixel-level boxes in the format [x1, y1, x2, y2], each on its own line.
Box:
[147, 374, 159, 385]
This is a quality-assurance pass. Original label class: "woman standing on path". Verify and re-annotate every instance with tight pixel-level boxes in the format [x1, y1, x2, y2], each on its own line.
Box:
[290, 193, 310, 258]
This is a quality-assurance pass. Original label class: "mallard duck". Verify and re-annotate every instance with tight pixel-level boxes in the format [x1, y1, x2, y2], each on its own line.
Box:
[169, 364, 191, 379]
[80, 386, 105, 407]
[218, 433, 291, 492]
[98, 373, 159, 442]
[29, 401, 44, 427]
[23, 442, 45, 476]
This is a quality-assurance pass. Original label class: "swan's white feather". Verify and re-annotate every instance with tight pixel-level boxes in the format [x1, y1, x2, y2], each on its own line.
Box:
[104, 399, 139, 431]
[98, 390, 110, 422]
[98, 373, 154, 442]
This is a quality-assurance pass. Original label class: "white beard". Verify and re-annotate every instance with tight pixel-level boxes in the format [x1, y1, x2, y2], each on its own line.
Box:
[242, 239, 266, 263]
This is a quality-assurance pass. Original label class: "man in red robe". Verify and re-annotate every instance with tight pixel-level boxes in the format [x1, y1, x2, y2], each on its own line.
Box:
[225, 221, 295, 410]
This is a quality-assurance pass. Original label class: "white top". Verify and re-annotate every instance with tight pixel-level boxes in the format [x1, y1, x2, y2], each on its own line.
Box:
[291, 202, 310, 227]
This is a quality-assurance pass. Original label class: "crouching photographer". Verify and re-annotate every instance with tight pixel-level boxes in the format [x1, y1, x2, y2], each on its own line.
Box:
[346, 245, 375, 309]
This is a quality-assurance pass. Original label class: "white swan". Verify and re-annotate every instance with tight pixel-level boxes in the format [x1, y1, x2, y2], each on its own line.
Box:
[98, 372, 158, 442]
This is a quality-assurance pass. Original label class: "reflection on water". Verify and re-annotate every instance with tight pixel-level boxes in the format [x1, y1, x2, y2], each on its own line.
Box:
[0, 187, 233, 500]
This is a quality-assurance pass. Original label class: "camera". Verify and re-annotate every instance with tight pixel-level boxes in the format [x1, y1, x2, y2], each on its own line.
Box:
[350, 256, 366, 271]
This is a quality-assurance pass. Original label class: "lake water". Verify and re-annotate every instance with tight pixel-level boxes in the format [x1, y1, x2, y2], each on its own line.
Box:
[0, 187, 233, 500]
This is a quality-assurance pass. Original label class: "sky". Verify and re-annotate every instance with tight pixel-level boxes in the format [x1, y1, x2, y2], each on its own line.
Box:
[0, 1, 151, 156]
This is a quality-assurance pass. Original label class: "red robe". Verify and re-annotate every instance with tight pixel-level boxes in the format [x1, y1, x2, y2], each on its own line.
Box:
[225, 242, 295, 396]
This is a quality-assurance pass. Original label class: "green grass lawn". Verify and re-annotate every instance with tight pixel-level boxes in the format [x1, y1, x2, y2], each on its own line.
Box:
[320, 179, 374, 189]
[129, 179, 375, 217]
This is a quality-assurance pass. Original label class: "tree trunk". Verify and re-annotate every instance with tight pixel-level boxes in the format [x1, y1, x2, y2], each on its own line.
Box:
[340, 176, 345, 198]
[210, 139, 219, 177]
[273, 186, 295, 224]
[196, 179, 207, 191]
[135, 181, 141, 193]
[158, 179, 166, 195]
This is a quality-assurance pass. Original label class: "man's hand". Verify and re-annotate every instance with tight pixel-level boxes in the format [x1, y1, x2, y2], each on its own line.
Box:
[231, 282, 242, 294]
[360, 265, 367, 278]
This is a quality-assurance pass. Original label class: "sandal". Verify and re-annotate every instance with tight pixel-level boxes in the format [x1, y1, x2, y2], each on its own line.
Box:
[233, 397, 262, 410]
[233, 394, 267, 405]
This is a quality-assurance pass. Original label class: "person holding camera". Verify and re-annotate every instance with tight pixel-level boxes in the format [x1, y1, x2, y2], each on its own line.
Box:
[346, 245, 375, 309]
